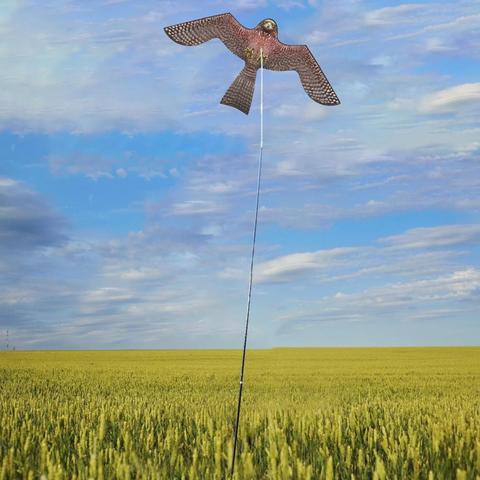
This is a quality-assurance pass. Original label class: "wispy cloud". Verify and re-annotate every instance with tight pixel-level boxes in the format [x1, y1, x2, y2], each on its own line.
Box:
[255, 248, 357, 283]
[277, 268, 480, 334]
[419, 83, 480, 114]
[381, 224, 480, 250]
[2, 0, 480, 348]
[364, 4, 427, 26]
[249, 223, 480, 284]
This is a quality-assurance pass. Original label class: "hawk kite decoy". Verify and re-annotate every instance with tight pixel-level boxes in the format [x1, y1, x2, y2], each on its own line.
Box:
[164, 13, 340, 115]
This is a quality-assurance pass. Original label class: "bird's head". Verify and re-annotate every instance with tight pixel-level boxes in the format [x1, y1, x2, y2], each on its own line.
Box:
[257, 18, 278, 35]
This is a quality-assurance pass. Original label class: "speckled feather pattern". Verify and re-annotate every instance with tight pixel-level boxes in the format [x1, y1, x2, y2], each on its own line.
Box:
[220, 65, 257, 115]
[164, 13, 340, 114]
[164, 13, 250, 57]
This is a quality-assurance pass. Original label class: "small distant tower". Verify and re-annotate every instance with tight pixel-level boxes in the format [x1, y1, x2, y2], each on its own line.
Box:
[6, 330, 9, 351]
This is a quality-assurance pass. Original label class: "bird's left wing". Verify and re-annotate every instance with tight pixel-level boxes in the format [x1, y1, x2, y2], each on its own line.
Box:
[269, 44, 340, 106]
[164, 13, 250, 58]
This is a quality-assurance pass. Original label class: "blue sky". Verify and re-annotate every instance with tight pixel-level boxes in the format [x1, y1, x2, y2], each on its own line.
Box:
[1, 0, 479, 349]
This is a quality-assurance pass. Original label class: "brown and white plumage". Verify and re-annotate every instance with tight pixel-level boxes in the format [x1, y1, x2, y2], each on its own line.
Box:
[164, 13, 250, 57]
[267, 45, 340, 107]
[164, 13, 340, 114]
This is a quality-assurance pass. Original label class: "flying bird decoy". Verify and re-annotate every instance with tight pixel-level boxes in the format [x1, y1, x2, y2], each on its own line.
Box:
[164, 13, 340, 115]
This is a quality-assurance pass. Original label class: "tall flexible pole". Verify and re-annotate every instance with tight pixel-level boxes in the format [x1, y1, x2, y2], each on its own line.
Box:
[230, 49, 264, 478]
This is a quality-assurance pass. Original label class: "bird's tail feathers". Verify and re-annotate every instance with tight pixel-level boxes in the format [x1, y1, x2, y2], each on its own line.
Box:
[221, 64, 257, 115]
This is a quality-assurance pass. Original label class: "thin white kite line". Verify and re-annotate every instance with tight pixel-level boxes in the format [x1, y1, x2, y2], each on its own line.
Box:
[231, 48, 264, 478]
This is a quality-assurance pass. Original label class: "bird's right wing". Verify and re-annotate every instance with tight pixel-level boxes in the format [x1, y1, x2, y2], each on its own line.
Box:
[269, 44, 340, 106]
[164, 13, 250, 58]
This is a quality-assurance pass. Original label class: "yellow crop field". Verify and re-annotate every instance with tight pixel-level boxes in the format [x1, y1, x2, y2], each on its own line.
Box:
[0, 348, 479, 479]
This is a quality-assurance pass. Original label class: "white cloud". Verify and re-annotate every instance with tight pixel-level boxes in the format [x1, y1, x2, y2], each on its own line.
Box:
[243, 222, 480, 286]
[419, 83, 480, 114]
[304, 30, 330, 45]
[423, 37, 455, 53]
[381, 224, 480, 250]
[0, 178, 17, 187]
[83, 287, 134, 305]
[3, 0, 480, 348]
[425, 13, 480, 34]
[116, 168, 128, 178]
[364, 4, 426, 26]
[272, 102, 329, 121]
[170, 200, 227, 216]
[0, 1, 245, 133]
[278, 268, 480, 333]
[222, 0, 268, 9]
[255, 248, 357, 283]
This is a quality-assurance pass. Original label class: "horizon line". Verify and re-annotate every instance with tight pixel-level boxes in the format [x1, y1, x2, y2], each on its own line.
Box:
[2, 345, 479, 353]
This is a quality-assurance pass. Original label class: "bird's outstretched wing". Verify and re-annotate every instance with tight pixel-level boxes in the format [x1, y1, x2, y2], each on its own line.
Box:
[164, 13, 250, 58]
[269, 44, 340, 106]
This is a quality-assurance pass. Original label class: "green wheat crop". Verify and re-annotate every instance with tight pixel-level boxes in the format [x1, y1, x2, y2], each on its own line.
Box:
[0, 348, 479, 479]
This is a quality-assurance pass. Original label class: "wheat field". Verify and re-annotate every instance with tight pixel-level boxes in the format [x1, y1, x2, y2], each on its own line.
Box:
[0, 348, 479, 479]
